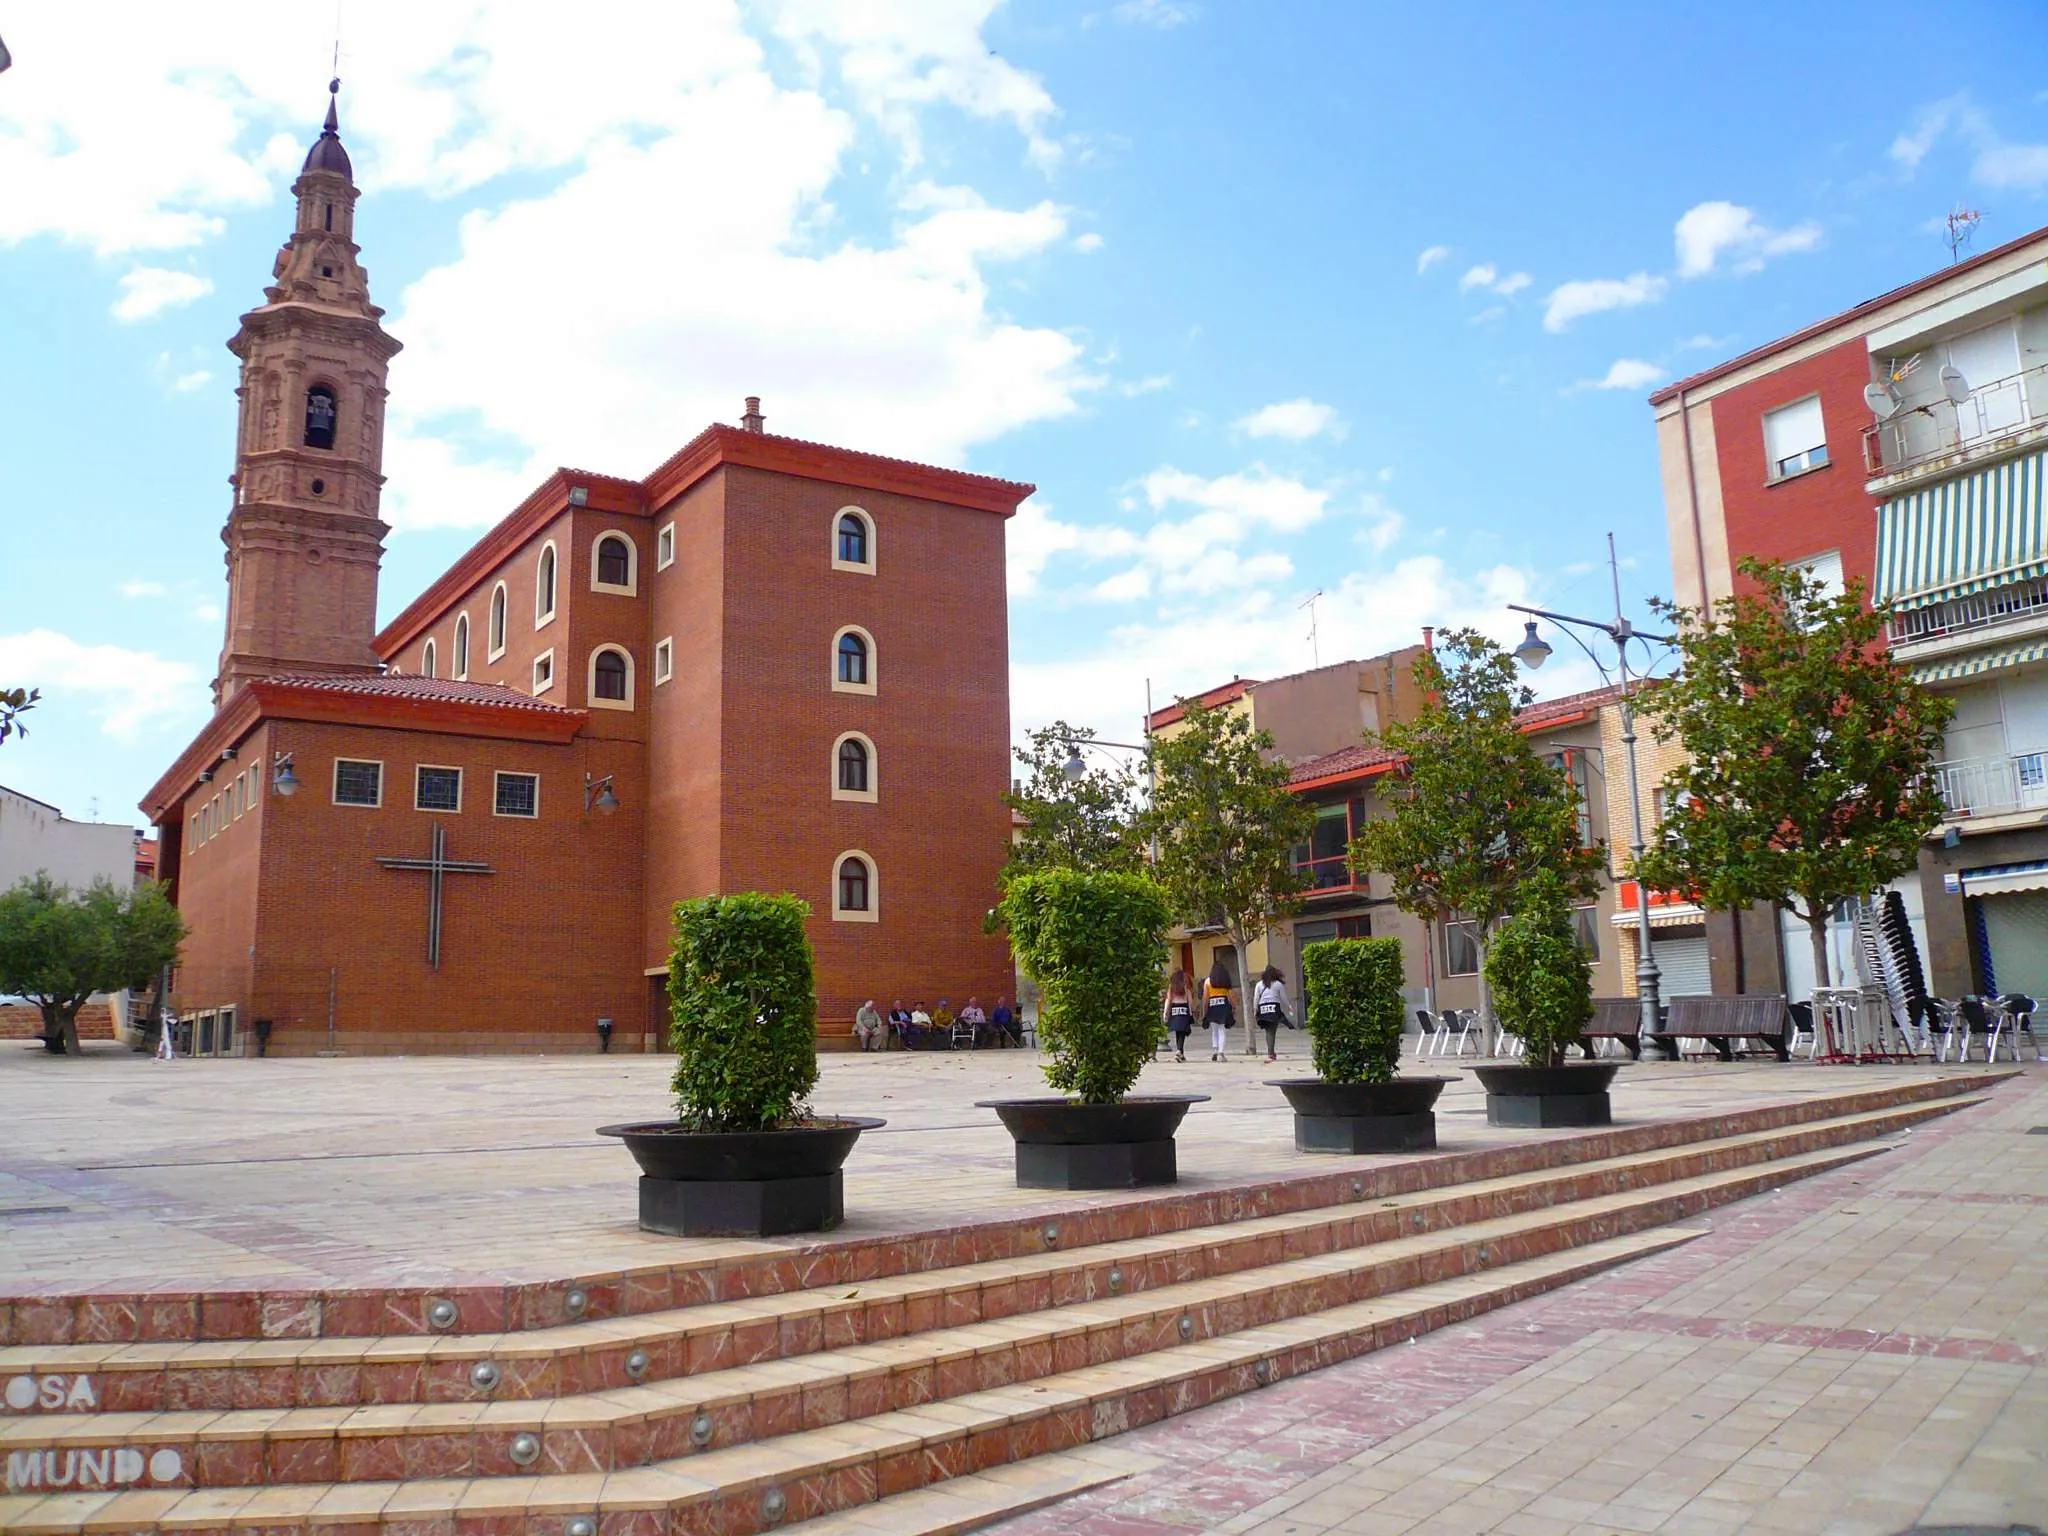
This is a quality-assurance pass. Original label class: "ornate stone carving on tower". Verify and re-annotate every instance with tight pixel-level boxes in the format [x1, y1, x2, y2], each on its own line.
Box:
[215, 80, 402, 706]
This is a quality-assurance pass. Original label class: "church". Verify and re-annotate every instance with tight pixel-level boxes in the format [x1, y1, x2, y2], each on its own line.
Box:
[140, 86, 1026, 1055]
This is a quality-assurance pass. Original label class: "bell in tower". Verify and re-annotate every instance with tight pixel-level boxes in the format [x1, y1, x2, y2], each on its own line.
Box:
[213, 79, 403, 707]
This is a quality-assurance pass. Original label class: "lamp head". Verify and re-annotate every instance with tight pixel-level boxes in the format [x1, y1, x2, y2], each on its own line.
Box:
[595, 783, 620, 815]
[1062, 748, 1087, 783]
[1513, 620, 1553, 670]
[271, 753, 299, 797]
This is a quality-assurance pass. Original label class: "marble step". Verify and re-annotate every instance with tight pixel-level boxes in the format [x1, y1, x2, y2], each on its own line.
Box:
[0, 1226, 1699, 1535]
[0, 1096, 1963, 1418]
[0, 1140, 1884, 1491]
[0, 1072, 2000, 1352]
[769, 1446, 1156, 1536]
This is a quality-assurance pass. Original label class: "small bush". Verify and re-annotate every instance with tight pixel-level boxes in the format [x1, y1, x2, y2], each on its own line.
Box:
[1001, 868, 1172, 1105]
[667, 892, 820, 1131]
[1484, 870, 1594, 1069]
[1303, 937, 1406, 1085]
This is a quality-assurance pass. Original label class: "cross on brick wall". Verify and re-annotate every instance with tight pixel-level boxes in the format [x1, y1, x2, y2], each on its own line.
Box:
[374, 823, 493, 969]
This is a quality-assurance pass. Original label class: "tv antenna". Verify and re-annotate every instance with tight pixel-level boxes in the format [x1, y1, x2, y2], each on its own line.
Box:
[1299, 589, 1324, 667]
[1944, 206, 1984, 265]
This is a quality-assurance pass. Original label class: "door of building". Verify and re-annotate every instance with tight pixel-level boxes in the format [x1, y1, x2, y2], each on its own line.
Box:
[1653, 930, 1713, 997]
[1980, 891, 2048, 995]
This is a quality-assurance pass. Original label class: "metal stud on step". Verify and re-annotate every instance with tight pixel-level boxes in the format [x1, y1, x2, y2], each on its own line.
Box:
[1254, 1359, 1272, 1385]
[509, 1433, 542, 1467]
[470, 1361, 502, 1392]
[1043, 1222, 1060, 1247]
[690, 1412, 715, 1447]
[566, 1519, 597, 1536]
[625, 1348, 651, 1381]
[761, 1486, 787, 1524]
[1351, 1179, 1363, 1197]
[564, 1287, 589, 1318]
[427, 1299, 458, 1329]
[1178, 1313, 1195, 1341]
[1107, 1266, 1125, 1294]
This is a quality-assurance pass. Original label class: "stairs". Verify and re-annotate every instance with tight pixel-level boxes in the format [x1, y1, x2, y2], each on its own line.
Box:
[0, 1080, 1992, 1536]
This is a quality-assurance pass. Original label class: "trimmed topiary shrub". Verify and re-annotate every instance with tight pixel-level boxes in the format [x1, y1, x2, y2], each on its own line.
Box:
[1484, 870, 1594, 1069]
[1303, 937, 1407, 1085]
[1001, 868, 1172, 1105]
[668, 892, 820, 1131]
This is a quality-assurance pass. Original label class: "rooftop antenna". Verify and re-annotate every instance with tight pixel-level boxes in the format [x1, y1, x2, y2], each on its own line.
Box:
[1944, 206, 1984, 265]
[1299, 589, 1324, 667]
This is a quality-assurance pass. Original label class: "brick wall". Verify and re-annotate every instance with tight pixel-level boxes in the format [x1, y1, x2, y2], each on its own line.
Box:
[0, 1001, 116, 1041]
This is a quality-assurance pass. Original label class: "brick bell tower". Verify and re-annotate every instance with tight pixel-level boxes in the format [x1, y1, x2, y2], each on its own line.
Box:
[215, 79, 402, 706]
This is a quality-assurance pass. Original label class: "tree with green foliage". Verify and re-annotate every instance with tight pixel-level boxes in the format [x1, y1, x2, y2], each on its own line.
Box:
[1003, 721, 1144, 876]
[1302, 936, 1408, 1085]
[0, 686, 37, 744]
[1001, 867, 1173, 1104]
[1484, 870, 1595, 1068]
[1140, 700, 1314, 1053]
[1349, 631, 1603, 1050]
[666, 892, 819, 1131]
[0, 875, 186, 1055]
[1633, 558, 1953, 996]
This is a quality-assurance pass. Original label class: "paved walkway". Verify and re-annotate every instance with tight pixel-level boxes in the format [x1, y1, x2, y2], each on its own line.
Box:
[982, 1066, 2048, 1536]
[0, 1037, 2009, 1296]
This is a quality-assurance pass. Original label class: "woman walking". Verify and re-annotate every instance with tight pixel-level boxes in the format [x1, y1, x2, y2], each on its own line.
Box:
[1202, 961, 1236, 1062]
[1163, 969, 1195, 1062]
[1252, 964, 1293, 1064]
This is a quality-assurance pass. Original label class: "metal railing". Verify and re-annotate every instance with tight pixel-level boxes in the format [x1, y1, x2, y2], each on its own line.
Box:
[1886, 573, 2048, 648]
[1862, 359, 2048, 479]
[1933, 752, 2048, 818]
[1292, 853, 1356, 893]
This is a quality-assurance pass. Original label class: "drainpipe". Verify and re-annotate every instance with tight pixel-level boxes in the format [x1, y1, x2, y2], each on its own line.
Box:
[1679, 386, 1711, 613]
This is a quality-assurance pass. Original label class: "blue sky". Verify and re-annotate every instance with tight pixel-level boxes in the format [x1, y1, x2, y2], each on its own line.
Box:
[3, 1, 2047, 829]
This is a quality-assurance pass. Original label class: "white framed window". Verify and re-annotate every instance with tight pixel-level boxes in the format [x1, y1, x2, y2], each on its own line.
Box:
[415, 765, 463, 814]
[1793, 549, 1846, 601]
[1763, 396, 1828, 481]
[488, 582, 508, 660]
[333, 758, 384, 808]
[494, 771, 540, 819]
[453, 613, 470, 680]
[832, 506, 876, 574]
[587, 645, 634, 709]
[832, 731, 876, 802]
[832, 850, 878, 922]
[1441, 917, 1480, 976]
[535, 541, 559, 628]
[654, 637, 674, 685]
[421, 637, 437, 679]
[590, 530, 637, 595]
[533, 648, 556, 695]
[656, 521, 676, 571]
[832, 625, 876, 696]
[235, 772, 248, 819]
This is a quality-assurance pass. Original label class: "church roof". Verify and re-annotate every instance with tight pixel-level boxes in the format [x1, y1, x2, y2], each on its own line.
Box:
[259, 672, 581, 716]
[301, 80, 353, 179]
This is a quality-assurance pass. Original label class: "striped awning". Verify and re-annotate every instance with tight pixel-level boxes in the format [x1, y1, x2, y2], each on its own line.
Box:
[1960, 860, 2048, 897]
[1874, 447, 2048, 611]
[1910, 636, 2048, 682]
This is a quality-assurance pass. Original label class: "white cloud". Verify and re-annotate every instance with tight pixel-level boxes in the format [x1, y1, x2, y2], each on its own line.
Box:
[1977, 138, 2048, 190]
[1493, 271, 1530, 296]
[192, 602, 223, 623]
[111, 267, 213, 322]
[1113, 0, 1197, 26]
[1008, 500, 1084, 598]
[1542, 272, 1668, 333]
[1415, 245, 1450, 274]
[1572, 358, 1667, 393]
[0, 629, 203, 745]
[1891, 102, 1954, 171]
[1358, 493, 1404, 554]
[172, 370, 213, 393]
[1458, 263, 1497, 292]
[1235, 397, 1341, 441]
[119, 580, 167, 599]
[1888, 97, 2048, 191]
[1091, 567, 1153, 602]
[1072, 231, 1104, 253]
[1118, 374, 1172, 396]
[1673, 201, 1820, 278]
[1467, 305, 1506, 326]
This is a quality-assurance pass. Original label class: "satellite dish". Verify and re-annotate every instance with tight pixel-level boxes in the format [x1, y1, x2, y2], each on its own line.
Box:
[1863, 382, 1901, 420]
[1940, 364, 1972, 406]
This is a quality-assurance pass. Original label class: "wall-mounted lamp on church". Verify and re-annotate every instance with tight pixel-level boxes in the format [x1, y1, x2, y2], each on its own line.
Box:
[567, 486, 589, 507]
[584, 773, 619, 815]
[272, 752, 300, 798]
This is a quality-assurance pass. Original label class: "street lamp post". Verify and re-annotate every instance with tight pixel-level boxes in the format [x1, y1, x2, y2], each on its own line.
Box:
[1509, 534, 1676, 1057]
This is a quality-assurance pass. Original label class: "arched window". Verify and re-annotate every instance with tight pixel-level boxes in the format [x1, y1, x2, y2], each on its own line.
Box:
[835, 854, 874, 920]
[421, 638, 437, 679]
[839, 737, 868, 793]
[594, 533, 633, 590]
[489, 583, 508, 657]
[588, 645, 634, 709]
[536, 543, 558, 625]
[832, 506, 875, 573]
[831, 634, 864, 688]
[304, 385, 338, 450]
[453, 614, 470, 679]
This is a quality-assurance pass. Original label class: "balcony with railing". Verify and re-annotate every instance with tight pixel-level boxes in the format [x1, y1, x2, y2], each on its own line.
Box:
[1886, 573, 2048, 651]
[1862, 358, 2048, 489]
[1933, 752, 2048, 820]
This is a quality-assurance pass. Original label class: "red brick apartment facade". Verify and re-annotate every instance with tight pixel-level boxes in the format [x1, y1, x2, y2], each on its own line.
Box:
[141, 91, 1025, 1055]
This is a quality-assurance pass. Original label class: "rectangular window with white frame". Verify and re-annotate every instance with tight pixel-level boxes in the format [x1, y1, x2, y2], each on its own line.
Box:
[415, 765, 463, 813]
[1763, 396, 1828, 481]
[333, 758, 383, 807]
[494, 771, 540, 818]
[1793, 549, 1845, 601]
[532, 649, 555, 695]
[656, 521, 676, 571]
[654, 637, 673, 685]
[1441, 918, 1481, 976]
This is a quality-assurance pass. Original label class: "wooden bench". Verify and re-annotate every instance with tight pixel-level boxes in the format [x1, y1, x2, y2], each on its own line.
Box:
[1650, 994, 1790, 1063]
[1577, 997, 1646, 1059]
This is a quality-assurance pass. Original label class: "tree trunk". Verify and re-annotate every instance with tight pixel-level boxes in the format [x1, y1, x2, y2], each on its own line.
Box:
[1806, 910, 1832, 1000]
[1231, 929, 1256, 1055]
[37, 1000, 82, 1056]
[1474, 932, 1496, 1056]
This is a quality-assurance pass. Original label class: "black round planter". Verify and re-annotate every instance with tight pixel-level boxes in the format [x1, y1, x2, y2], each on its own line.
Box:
[597, 1117, 884, 1237]
[1469, 1062, 1621, 1128]
[975, 1096, 1208, 1189]
[1267, 1076, 1451, 1153]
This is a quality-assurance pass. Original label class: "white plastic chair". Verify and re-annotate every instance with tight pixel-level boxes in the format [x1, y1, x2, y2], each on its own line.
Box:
[1436, 1008, 1480, 1059]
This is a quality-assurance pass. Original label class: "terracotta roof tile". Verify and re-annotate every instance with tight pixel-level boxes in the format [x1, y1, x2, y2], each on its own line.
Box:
[258, 673, 581, 716]
[1289, 743, 1400, 785]
[1285, 683, 1626, 788]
